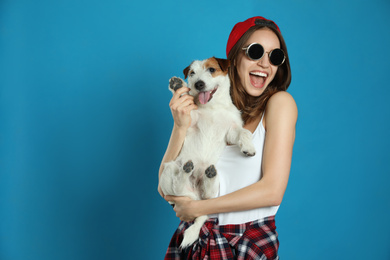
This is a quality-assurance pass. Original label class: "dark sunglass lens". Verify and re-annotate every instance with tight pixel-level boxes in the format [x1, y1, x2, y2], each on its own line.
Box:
[270, 49, 285, 66]
[247, 44, 264, 60]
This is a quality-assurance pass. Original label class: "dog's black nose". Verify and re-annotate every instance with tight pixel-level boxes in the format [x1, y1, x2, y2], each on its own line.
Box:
[195, 80, 205, 91]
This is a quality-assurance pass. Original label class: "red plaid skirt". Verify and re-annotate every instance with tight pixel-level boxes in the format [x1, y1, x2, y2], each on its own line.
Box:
[164, 216, 279, 260]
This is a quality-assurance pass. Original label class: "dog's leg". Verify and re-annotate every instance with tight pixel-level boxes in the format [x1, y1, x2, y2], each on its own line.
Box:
[226, 126, 256, 157]
[160, 161, 181, 206]
[238, 128, 256, 156]
[161, 161, 198, 203]
[168, 77, 187, 93]
[160, 162, 179, 191]
[201, 165, 219, 200]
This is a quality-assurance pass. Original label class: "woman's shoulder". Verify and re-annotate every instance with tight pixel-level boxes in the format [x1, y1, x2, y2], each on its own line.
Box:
[268, 91, 296, 106]
[264, 91, 298, 128]
[266, 91, 297, 114]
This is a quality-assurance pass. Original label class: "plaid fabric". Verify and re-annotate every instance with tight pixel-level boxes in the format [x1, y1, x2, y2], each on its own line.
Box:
[165, 216, 279, 260]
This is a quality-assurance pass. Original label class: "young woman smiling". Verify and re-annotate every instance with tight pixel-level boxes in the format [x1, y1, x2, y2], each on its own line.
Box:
[160, 16, 297, 259]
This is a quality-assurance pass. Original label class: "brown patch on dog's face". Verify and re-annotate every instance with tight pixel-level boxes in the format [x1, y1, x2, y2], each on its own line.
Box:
[203, 57, 230, 78]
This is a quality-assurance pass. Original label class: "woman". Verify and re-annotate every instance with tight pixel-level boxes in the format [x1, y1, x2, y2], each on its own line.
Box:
[158, 16, 297, 259]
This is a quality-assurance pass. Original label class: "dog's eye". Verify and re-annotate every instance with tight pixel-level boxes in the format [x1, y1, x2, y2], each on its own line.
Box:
[190, 71, 195, 77]
[208, 67, 216, 73]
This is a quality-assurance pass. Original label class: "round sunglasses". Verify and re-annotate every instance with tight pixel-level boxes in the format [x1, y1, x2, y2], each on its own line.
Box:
[242, 43, 285, 66]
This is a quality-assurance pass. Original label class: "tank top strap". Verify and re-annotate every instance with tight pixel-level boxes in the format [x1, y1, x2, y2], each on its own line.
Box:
[260, 110, 265, 126]
[253, 111, 266, 135]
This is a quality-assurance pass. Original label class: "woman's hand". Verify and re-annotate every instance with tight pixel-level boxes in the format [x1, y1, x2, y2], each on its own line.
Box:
[169, 87, 197, 130]
[164, 195, 201, 222]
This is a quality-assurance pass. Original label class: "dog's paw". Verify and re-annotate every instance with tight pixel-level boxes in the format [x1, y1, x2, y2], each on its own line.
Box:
[242, 150, 256, 157]
[183, 160, 194, 173]
[241, 140, 256, 157]
[241, 141, 256, 157]
[169, 77, 185, 93]
[205, 165, 217, 178]
[239, 129, 256, 157]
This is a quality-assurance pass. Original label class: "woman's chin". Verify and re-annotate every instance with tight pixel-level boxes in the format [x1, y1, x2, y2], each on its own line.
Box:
[246, 84, 267, 97]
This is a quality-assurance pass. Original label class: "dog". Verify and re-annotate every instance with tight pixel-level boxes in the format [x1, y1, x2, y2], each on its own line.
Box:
[160, 57, 256, 248]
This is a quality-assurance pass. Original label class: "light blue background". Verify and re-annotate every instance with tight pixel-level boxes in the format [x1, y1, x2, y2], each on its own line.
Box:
[1, 0, 389, 259]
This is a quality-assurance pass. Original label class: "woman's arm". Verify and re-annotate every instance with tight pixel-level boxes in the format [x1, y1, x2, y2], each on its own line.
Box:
[158, 87, 198, 197]
[166, 91, 297, 221]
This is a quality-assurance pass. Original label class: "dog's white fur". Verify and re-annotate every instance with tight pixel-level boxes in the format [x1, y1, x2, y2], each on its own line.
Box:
[160, 57, 256, 248]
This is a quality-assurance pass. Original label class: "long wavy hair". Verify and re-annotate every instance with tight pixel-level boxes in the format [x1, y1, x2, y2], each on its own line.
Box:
[227, 25, 291, 124]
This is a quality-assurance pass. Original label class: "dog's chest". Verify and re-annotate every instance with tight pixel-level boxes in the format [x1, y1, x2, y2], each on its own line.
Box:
[189, 110, 232, 139]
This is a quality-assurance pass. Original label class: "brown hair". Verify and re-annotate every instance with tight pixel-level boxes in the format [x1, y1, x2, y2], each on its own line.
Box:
[227, 25, 291, 124]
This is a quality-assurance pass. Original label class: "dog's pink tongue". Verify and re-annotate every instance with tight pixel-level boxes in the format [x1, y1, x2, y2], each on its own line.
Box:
[199, 91, 211, 105]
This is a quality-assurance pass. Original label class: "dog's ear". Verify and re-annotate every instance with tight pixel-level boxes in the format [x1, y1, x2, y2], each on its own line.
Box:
[183, 65, 190, 79]
[214, 57, 231, 72]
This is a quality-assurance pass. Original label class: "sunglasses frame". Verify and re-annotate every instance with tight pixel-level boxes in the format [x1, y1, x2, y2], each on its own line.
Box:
[242, 43, 286, 66]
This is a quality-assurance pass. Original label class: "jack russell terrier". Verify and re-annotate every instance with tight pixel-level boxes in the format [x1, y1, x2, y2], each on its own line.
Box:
[160, 57, 256, 248]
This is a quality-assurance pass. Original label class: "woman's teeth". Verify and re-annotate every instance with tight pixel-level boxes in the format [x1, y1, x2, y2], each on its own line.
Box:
[250, 71, 267, 77]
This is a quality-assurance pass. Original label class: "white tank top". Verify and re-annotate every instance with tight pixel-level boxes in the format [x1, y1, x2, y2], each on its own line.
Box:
[212, 114, 279, 225]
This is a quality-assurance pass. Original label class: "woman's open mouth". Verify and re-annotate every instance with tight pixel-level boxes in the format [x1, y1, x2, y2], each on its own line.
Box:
[249, 71, 268, 88]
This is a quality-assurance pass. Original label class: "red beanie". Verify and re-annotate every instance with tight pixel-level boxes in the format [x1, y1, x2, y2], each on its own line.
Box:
[226, 16, 280, 58]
